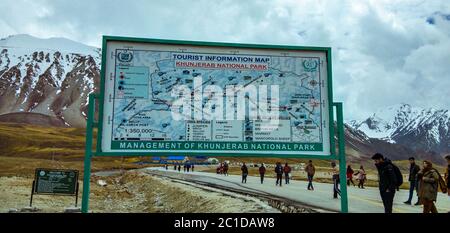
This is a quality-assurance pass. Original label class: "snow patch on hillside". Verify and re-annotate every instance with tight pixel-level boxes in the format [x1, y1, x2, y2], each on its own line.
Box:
[347, 103, 450, 147]
[0, 34, 97, 55]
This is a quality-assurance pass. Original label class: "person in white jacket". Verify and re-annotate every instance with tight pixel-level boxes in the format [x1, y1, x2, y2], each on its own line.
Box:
[354, 165, 367, 189]
[331, 162, 340, 198]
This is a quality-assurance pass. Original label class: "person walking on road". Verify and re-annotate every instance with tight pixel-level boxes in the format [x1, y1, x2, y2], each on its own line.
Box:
[372, 153, 398, 213]
[346, 165, 355, 186]
[445, 155, 450, 213]
[404, 157, 420, 205]
[418, 160, 440, 213]
[177, 164, 181, 172]
[224, 162, 229, 176]
[174, 164, 177, 171]
[259, 163, 266, 184]
[241, 162, 248, 183]
[218, 163, 224, 175]
[354, 165, 367, 189]
[331, 162, 340, 198]
[183, 164, 186, 172]
[284, 163, 292, 184]
[305, 160, 315, 190]
[275, 162, 283, 186]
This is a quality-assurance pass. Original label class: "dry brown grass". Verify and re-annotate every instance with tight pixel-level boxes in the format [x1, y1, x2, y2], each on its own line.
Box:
[0, 122, 445, 191]
[0, 156, 153, 178]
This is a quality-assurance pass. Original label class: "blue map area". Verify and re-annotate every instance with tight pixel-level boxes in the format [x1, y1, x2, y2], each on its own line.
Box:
[111, 49, 324, 143]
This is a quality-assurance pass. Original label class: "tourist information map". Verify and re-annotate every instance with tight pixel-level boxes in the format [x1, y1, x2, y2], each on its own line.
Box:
[100, 40, 332, 156]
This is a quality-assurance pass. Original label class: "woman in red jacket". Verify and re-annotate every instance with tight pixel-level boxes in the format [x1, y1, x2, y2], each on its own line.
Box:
[346, 165, 355, 186]
[284, 163, 292, 184]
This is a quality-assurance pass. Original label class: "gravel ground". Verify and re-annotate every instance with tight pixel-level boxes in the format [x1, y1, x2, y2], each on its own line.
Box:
[0, 170, 279, 213]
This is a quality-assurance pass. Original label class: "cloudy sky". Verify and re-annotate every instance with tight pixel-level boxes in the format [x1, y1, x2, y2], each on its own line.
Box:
[0, 0, 449, 120]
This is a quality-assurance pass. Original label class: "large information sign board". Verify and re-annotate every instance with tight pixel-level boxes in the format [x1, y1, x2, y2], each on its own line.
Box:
[99, 38, 334, 156]
[83, 36, 348, 213]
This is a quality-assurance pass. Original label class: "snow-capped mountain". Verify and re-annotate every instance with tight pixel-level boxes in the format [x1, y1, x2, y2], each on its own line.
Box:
[348, 104, 421, 142]
[0, 34, 100, 127]
[349, 103, 450, 158]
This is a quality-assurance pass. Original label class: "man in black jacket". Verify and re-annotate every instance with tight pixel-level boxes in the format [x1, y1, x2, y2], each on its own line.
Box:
[446, 155, 450, 214]
[404, 157, 420, 205]
[372, 153, 398, 213]
[445, 155, 450, 194]
[275, 162, 283, 186]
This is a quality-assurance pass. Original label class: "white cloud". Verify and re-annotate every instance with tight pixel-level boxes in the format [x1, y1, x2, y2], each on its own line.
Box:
[0, 0, 449, 120]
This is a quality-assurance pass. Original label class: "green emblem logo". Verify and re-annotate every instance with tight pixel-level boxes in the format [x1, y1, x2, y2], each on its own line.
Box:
[303, 60, 318, 72]
[118, 51, 133, 62]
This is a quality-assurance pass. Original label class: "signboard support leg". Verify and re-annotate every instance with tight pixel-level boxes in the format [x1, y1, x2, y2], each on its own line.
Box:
[81, 94, 95, 213]
[30, 180, 35, 207]
[75, 182, 79, 207]
[335, 102, 348, 213]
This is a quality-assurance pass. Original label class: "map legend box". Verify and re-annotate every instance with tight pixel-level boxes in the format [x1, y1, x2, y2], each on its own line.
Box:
[253, 119, 291, 142]
[186, 120, 212, 141]
[115, 66, 149, 99]
[212, 120, 243, 141]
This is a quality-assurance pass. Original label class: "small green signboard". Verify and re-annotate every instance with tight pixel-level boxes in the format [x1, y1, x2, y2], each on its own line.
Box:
[34, 168, 78, 195]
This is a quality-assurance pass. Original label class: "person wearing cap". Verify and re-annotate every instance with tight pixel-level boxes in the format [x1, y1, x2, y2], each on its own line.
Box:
[371, 153, 397, 213]
[418, 160, 439, 213]
[404, 157, 421, 205]
[331, 161, 340, 198]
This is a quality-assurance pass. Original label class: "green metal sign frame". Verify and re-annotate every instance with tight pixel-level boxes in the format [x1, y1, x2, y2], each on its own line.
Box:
[31, 168, 80, 208]
[34, 168, 79, 195]
[81, 36, 347, 213]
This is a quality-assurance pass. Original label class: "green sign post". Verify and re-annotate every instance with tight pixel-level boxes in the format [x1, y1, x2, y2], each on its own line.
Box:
[82, 36, 347, 213]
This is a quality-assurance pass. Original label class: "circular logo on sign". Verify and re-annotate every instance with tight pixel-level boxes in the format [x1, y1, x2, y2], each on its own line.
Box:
[117, 51, 133, 62]
[39, 171, 45, 176]
[303, 60, 318, 72]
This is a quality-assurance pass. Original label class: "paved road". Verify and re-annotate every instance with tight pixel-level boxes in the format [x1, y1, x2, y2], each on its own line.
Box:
[145, 167, 450, 213]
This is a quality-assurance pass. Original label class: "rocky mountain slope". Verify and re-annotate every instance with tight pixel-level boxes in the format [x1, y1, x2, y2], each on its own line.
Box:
[348, 104, 449, 164]
[0, 34, 100, 127]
